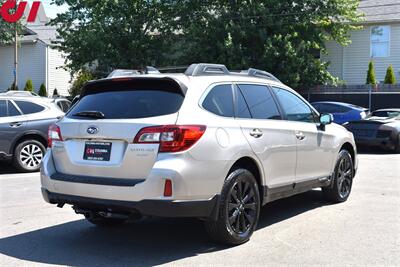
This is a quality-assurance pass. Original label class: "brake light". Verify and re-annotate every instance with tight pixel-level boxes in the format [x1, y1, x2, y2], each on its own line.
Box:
[134, 125, 206, 152]
[48, 124, 63, 148]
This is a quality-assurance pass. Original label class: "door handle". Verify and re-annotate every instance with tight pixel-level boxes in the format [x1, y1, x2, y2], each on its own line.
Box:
[295, 131, 305, 141]
[250, 129, 263, 138]
[9, 122, 22, 128]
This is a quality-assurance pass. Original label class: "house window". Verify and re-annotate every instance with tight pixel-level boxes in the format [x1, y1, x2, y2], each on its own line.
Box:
[371, 26, 390, 57]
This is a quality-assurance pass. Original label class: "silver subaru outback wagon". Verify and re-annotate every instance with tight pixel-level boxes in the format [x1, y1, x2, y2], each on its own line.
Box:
[41, 63, 358, 245]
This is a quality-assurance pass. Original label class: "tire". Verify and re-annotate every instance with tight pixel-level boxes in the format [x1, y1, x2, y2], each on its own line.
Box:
[205, 169, 261, 245]
[85, 213, 127, 227]
[13, 139, 46, 172]
[394, 134, 400, 154]
[322, 150, 354, 203]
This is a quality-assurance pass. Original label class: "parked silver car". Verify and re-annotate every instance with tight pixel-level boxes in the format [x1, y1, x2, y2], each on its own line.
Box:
[0, 94, 65, 172]
[41, 64, 358, 245]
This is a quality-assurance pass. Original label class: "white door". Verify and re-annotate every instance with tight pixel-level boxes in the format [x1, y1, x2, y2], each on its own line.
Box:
[271, 87, 335, 182]
[234, 84, 297, 188]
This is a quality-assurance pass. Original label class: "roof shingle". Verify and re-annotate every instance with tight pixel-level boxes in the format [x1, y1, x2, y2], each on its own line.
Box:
[359, 0, 400, 23]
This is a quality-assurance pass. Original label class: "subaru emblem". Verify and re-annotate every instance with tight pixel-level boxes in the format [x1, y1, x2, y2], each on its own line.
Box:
[87, 126, 99, 135]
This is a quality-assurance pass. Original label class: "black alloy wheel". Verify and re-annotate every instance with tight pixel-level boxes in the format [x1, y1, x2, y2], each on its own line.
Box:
[205, 169, 260, 245]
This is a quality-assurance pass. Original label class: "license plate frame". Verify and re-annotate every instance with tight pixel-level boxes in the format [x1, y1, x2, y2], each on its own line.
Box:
[83, 141, 112, 161]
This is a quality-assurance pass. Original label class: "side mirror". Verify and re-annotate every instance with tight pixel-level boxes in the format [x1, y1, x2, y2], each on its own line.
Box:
[320, 113, 333, 125]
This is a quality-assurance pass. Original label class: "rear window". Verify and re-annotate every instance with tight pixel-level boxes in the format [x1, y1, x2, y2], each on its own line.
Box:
[370, 110, 400, 118]
[14, 101, 45, 114]
[316, 103, 353, 114]
[202, 84, 234, 117]
[68, 90, 184, 119]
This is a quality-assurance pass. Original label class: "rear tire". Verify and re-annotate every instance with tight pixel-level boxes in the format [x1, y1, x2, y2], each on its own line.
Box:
[13, 140, 46, 172]
[205, 169, 260, 245]
[394, 134, 400, 154]
[322, 150, 354, 203]
[85, 213, 127, 227]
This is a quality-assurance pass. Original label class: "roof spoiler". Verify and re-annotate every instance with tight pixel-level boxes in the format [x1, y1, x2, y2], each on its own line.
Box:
[107, 67, 160, 78]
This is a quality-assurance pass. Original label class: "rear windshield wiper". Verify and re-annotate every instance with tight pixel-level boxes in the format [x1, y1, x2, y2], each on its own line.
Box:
[72, 111, 106, 119]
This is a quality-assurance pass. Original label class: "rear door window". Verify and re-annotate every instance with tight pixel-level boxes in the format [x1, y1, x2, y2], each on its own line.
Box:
[8, 101, 21, 116]
[14, 101, 45, 115]
[235, 86, 252, 119]
[68, 89, 184, 119]
[0, 100, 6, 117]
[237, 84, 281, 120]
[202, 84, 234, 117]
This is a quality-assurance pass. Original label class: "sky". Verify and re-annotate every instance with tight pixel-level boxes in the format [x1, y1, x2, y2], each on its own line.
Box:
[27, 0, 69, 18]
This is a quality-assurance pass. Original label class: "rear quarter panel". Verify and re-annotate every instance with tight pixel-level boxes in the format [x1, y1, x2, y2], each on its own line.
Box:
[10, 117, 59, 154]
[175, 80, 264, 196]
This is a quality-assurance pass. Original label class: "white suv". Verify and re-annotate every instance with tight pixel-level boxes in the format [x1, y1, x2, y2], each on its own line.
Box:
[41, 64, 357, 245]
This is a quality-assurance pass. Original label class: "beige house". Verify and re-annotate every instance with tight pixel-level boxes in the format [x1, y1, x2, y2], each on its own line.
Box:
[321, 0, 400, 85]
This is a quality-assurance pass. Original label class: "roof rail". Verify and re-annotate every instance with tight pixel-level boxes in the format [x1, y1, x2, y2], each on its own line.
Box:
[184, 63, 281, 83]
[107, 66, 160, 78]
[0, 91, 40, 97]
[185, 63, 230, 76]
[244, 68, 281, 83]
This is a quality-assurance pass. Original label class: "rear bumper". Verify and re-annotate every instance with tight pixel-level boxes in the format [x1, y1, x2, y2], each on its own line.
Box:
[41, 150, 224, 219]
[42, 188, 219, 219]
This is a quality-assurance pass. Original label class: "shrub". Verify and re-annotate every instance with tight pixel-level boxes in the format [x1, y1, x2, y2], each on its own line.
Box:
[69, 70, 94, 97]
[366, 61, 377, 85]
[38, 83, 47, 97]
[24, 79, 34, 92]
[53, 88, 59, 96]
[384, 65, 397, 85]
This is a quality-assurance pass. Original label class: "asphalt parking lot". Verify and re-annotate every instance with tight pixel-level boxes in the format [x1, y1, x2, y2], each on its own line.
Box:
[0, 153, 399, 267]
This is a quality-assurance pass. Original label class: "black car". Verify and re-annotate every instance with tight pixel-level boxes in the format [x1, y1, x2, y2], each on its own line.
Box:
[344, 109, 400, 153]
[0, 95, 65, 172]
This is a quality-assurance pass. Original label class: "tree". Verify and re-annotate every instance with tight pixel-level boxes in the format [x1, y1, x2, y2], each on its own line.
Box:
[49, 0, 173, 76]
[38, 83, 47, 97]
[384, 65, 396, 85]
[0, 0, 14, 44]
[69, 70, 94, 97]
[366, 61, 377, 85]
[24, 79, 34, 92]
[50, 0, 362, 88]
[0, 0, 23, 44]
[53, 88, 59, 96]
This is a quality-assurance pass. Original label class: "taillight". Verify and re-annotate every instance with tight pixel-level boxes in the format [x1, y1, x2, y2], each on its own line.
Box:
[134, 125, 206, 153]
[48, 124, 63, 148]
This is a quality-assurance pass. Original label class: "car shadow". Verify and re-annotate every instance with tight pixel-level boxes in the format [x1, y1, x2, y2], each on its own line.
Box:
[0, 190, 329, 266]
[0, 162, 18, 174]
[0, 162, 39, 175]
[357, 147, 397, 155]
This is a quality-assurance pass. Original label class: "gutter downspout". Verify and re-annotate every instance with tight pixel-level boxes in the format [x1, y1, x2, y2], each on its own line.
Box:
[45, 45, 49, 95]
[342, 45, 345, 82]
